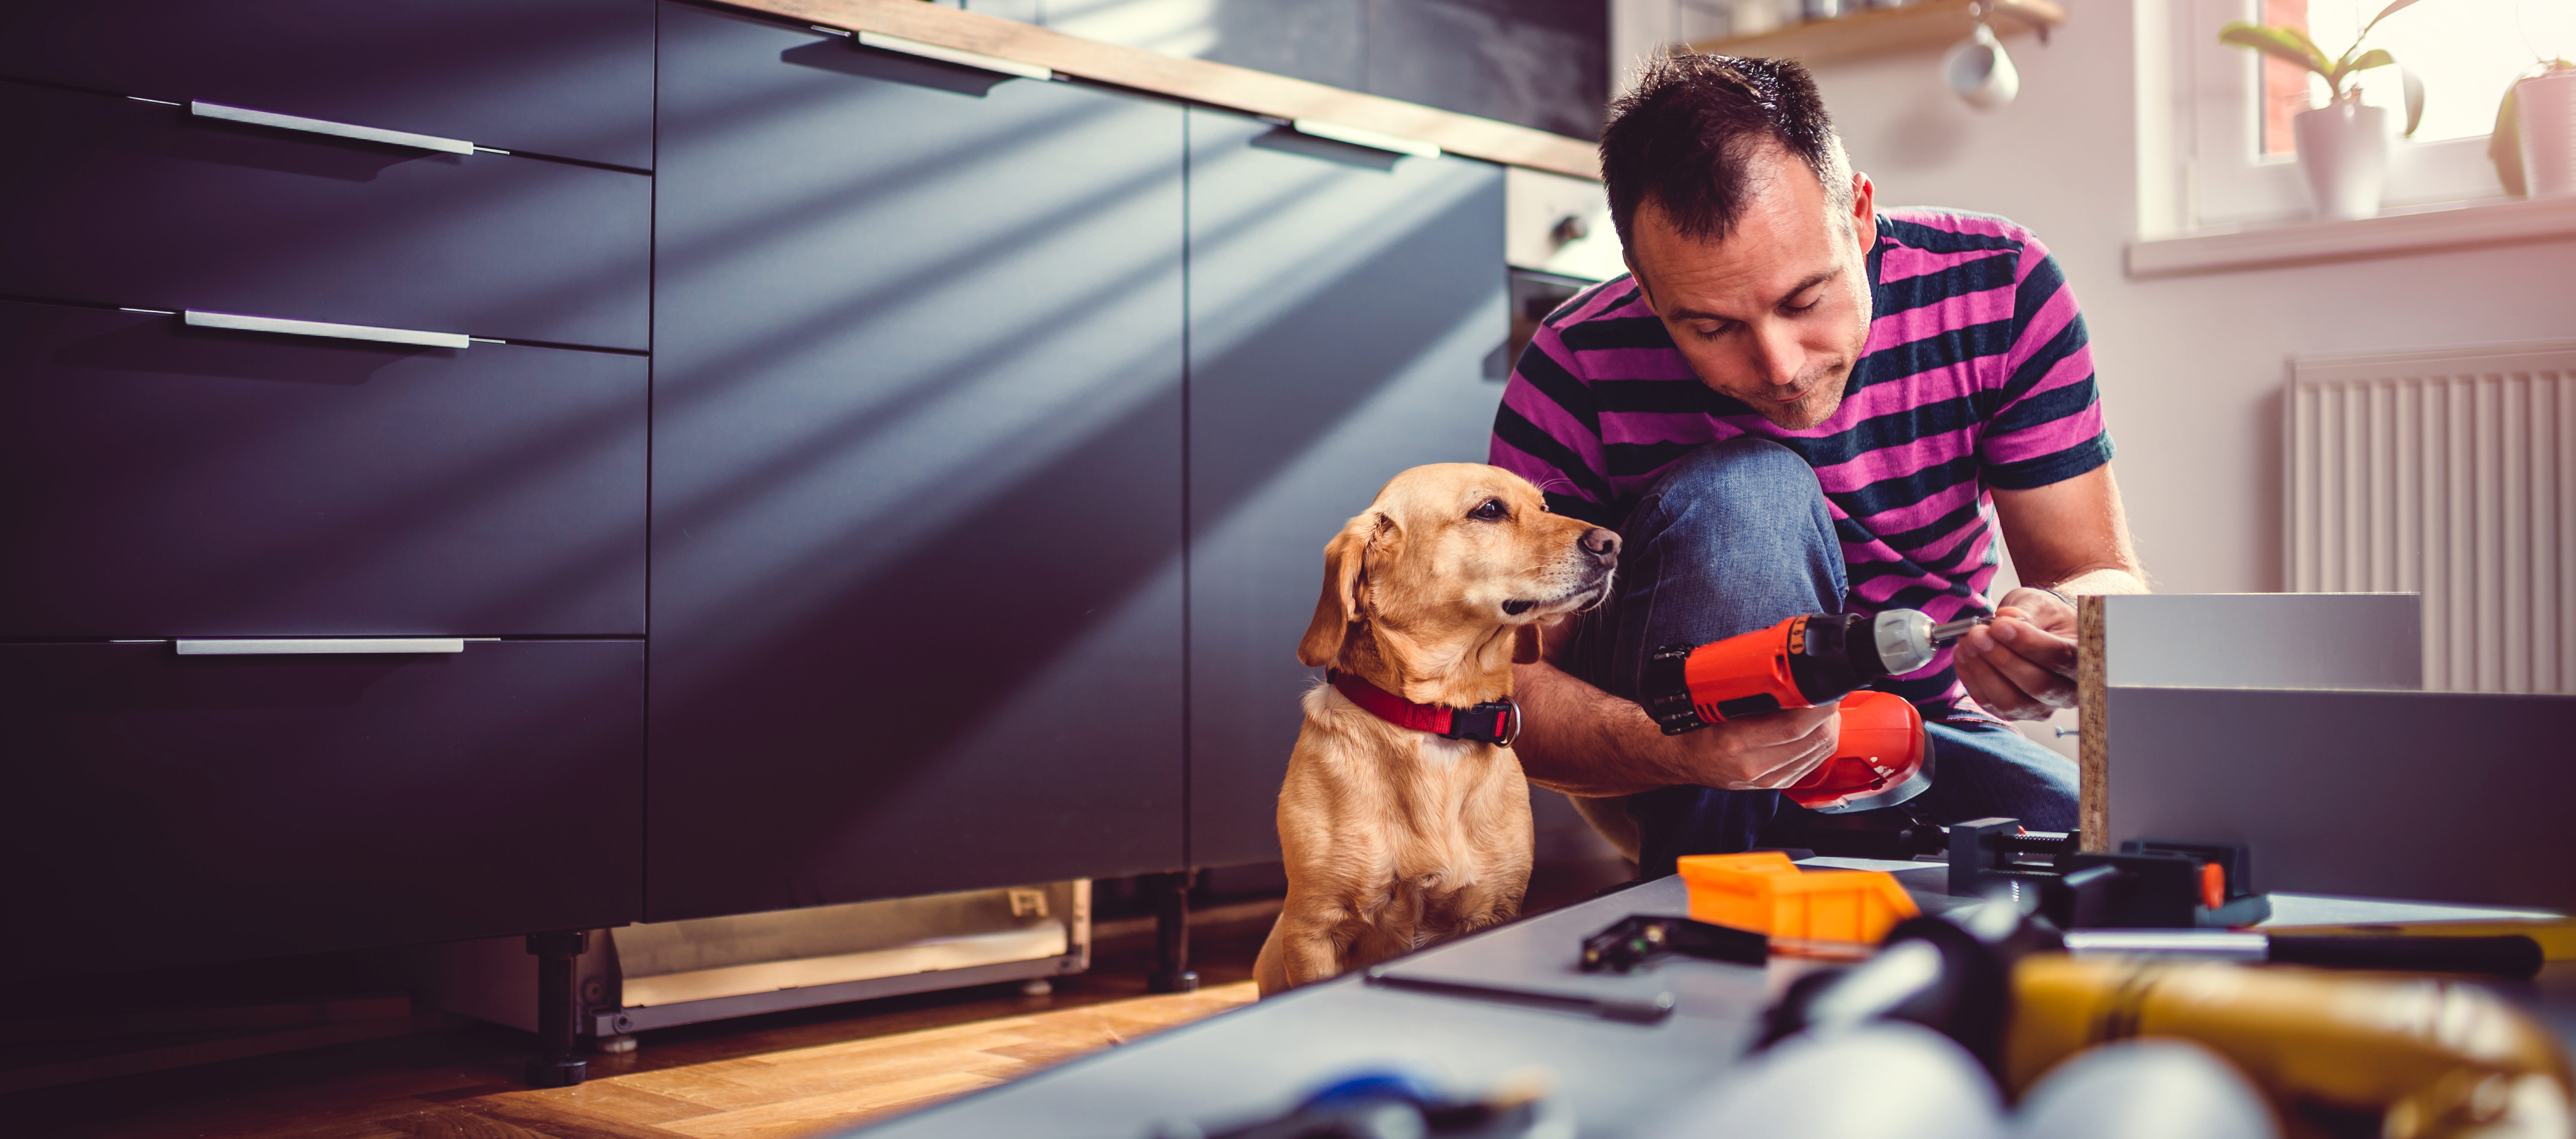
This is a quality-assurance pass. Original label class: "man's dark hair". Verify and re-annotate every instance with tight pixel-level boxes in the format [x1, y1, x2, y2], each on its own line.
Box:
[1599, 54, 1851, 250]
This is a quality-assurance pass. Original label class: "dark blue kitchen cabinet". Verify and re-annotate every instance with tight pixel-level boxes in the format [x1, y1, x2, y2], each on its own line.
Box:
[0, 640, 644, 977]
[0, 300, 646, 638]
[0, 0, 656, 170]
[647, 3, 1187, 920]
[0, 78, 650, 352]
[1184, 109, 1509, 868]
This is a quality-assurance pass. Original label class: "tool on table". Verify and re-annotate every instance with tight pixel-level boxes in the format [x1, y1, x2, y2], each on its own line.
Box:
[2012, 956, 2576, 1139]
[1579, 913, 1768, 972]
[1363, 967, 1675, 1024]
[1642, 610, 1982, 813]
[1949, 818, 2271, 928]
[2263, 916, 2576, 963]
[2060, 929, 2546, 978]
[1678, 852, 1920, 952]
[1167, 1066, 1571, 1139]
[1745, 893, 2575, 1137]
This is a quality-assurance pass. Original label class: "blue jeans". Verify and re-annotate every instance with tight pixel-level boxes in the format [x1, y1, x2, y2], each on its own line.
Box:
[1563, 438, 2080, 879]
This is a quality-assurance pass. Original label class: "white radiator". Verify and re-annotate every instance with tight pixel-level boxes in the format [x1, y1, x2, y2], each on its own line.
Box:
[2286, 342, 2576, 694]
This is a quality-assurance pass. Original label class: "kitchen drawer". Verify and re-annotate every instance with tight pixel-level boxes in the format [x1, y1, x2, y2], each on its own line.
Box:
[0, 0, 653, 170]
[0, 300, 645, 638]
[0, 639, 644, 977]
[0, 80, 649, 352]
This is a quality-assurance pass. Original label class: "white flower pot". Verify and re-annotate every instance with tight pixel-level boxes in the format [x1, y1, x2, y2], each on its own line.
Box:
[2519, 71, 2576, 198]
[2292, 100, 2389, 219]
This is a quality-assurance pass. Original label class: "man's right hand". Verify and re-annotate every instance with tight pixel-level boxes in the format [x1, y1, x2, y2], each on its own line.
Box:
[1656, 703, 1840, 790]
[1510, 656, 1840, 798]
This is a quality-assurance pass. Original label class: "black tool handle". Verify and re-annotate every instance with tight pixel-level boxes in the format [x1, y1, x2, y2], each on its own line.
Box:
[2267, 934, 2545, 979]
[1364, 969, 1676, 1023]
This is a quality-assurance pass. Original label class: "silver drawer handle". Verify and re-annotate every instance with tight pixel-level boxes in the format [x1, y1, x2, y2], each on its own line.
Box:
[183, 310, 471, 350]
[853, 30, 1052, 81]
[188, 100, 474, 155]
[1291, 119, 1441, 160]
[176, 638, 468, 655]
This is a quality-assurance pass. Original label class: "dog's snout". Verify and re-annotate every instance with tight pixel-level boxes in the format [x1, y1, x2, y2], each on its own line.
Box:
[1580, 527, 1621, 562]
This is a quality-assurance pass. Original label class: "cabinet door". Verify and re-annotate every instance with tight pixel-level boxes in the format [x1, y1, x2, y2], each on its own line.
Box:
[0, 640, 643, 977]
[0, 80, 649, 351]
[648, 3, 1185, 920]
[0, 301, 644, 639]
[0, 0, 654, 170]
[1186, 110, 1509, 868]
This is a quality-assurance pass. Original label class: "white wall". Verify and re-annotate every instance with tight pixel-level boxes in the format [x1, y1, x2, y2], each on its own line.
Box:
[1800, 0, 2572, 596]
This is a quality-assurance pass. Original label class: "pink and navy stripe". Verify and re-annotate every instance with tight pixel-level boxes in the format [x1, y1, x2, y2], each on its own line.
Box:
[1489, 208, 2111, 711]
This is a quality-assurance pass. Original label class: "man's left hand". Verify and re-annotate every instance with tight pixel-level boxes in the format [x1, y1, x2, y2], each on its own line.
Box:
[1954, 587, 2078, 720]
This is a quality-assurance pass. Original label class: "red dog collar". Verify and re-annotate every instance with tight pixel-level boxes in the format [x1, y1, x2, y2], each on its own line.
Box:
[1327, 669, 1522, 747]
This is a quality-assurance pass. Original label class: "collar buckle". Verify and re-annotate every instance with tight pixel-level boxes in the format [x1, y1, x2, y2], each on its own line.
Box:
[1441, 698, 1522, 748]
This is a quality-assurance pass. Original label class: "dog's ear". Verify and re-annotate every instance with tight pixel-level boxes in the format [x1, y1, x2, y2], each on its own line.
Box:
[1512, 623, 1543, 665]
[1298, 512, 1392, 667]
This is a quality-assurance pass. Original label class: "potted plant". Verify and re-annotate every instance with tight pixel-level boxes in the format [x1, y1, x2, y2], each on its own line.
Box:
[2492, 59, 2576, 196]
[2221, 0, 2430, 218]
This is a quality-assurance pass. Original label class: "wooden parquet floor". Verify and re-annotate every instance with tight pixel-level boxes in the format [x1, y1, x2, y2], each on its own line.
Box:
[5, 863, 1629, 1139]
[4, 917, 1275, 1139]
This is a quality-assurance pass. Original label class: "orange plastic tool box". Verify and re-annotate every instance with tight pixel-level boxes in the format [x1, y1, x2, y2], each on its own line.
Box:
[1676, 851, 1920, 947]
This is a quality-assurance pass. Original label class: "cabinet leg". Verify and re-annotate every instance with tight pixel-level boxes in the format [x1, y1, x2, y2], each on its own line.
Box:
[1147, 870, 1198, 993]
[525, 930, 591, 1088]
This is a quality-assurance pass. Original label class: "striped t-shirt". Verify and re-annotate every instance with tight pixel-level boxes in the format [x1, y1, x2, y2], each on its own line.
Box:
[1490, 208, 2111, 711]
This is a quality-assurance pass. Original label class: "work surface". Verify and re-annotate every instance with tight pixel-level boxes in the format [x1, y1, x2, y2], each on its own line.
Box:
[850, 871, 2576, 1139]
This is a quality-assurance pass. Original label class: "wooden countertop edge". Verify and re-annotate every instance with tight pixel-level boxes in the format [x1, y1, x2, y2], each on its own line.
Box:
[727, 0, 1603, 179]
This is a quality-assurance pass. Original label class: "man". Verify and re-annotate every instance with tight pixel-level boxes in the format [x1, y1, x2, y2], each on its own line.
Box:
[1491, 54, 2145, 877]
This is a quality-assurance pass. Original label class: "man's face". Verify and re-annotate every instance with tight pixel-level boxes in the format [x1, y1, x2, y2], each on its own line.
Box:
[1625, 148, 1877, 430]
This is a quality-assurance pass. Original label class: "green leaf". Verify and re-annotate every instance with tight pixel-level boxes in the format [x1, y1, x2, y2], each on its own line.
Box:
[2218, 23, 2331, 78]
[2364, 0, 2430, 35]
[2331, 47, 2394, 87]
[2401, 66, 2424, 136]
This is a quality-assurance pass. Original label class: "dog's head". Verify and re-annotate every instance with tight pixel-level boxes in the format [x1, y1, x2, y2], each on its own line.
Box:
[1297, 464, 1619, 682]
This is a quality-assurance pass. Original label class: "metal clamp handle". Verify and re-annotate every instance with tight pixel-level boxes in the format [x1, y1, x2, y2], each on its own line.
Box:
[1291, 118, 1441, 160]
[183, 310, 471, 349]
[175, 638, 468, 655]
[188, 101, 473, 155]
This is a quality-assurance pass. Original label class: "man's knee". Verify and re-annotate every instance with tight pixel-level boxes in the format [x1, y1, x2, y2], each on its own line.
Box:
[1624, 438, 1829, 543]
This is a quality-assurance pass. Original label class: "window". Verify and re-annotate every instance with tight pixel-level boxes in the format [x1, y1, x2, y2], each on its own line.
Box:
[2183, 0, 2571, 226]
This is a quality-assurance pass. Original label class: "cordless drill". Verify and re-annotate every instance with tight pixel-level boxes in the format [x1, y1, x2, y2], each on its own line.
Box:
[1641, 610, 1984, 814]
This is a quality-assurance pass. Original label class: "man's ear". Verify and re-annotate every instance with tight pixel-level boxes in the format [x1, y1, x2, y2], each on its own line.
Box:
[1512, 623, 1543, 665]
[1624, 253, 1656, 316]
[1850, 172, 1877, 255]
[1297, 512, 1394, 667]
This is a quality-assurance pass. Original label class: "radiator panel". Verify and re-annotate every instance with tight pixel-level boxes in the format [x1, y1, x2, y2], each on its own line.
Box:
[2287, 343, 2575, 694]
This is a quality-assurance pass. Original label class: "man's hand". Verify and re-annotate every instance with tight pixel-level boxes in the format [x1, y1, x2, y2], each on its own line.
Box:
[1953, 588, 2078, 719]
[1662, 703, 1841, 790]
[1511, 658, 1840, 797]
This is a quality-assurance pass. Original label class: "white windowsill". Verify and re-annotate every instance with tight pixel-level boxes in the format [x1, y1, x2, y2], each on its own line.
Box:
[2126, 194, 2576, 278]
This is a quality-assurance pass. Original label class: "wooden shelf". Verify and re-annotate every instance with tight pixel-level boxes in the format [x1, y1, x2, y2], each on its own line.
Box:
[1685, 0, 2066, 67]
[732, 0, 1601, 179]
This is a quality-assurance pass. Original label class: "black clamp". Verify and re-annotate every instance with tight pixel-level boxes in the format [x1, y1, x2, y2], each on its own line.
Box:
[1949, 818, 2269, 929]
[1580, 914, 1767, 972]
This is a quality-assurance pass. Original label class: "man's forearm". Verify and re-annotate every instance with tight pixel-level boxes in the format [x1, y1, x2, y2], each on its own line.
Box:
[2037, 567, 2148, 596]
[1508, 660, 1679, 797]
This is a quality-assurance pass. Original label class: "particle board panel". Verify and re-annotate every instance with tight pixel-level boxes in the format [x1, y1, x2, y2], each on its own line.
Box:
[2101, 686, 2576, 911]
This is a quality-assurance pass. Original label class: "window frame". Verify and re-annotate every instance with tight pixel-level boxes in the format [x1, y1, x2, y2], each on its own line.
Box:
[2182, 0, 2509, 228]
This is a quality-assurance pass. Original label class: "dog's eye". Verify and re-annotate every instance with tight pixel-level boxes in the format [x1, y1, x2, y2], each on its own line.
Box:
[1469, 498, 1506, 522]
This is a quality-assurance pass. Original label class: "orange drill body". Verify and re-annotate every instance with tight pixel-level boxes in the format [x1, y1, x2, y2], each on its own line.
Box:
[1643, 612, 1942, 814]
